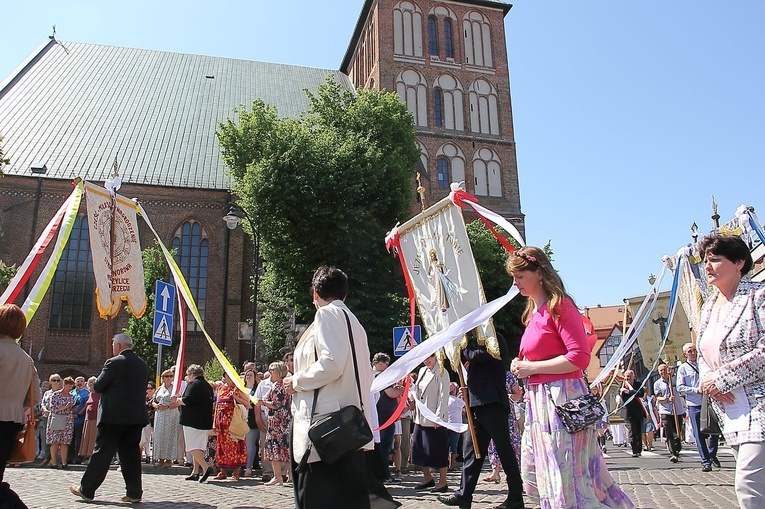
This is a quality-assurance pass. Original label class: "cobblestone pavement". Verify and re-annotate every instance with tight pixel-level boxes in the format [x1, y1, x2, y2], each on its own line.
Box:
[5, 443, 737, 508]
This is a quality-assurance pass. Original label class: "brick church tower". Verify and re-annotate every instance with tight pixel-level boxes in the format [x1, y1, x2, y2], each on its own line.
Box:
[341, 0, 524, 233]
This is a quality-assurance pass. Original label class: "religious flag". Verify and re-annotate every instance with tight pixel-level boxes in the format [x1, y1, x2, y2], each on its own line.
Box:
[392, 194, 497, 369]
[84, 182, 146, 318]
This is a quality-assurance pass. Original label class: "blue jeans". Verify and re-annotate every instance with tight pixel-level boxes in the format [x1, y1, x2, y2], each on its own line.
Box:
[378, 425, 395, 479]
[688, 404, 718, 466]
[245, 428, 259, 470]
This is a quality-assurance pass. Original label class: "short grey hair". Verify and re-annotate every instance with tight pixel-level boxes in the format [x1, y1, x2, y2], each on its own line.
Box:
[682, 342, 695, 354]
[113, 333, 133, 348]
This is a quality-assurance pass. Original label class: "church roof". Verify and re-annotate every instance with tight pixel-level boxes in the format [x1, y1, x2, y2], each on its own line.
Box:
[0, 39, 354, 190]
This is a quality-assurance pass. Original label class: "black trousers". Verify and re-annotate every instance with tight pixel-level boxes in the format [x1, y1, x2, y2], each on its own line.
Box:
[79, 424, 143, 500]
[1, 421, 28, 509]
[625, 417, 644, 455]
[68, 421, 84, 462]
[292, 449, 370, 509]
[661, 414, 685, 457]
[456, 403, 523, 505]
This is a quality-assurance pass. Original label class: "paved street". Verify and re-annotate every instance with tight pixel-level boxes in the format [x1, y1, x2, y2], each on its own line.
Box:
[5, 444, 737, 508]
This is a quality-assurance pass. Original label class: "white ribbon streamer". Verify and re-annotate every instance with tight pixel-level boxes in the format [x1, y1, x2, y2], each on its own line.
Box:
[413, 398, 467, 433]
[371, 287, 519, 394]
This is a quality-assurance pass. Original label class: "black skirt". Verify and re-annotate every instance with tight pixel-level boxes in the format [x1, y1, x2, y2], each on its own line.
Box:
[411, 424, 449, 468]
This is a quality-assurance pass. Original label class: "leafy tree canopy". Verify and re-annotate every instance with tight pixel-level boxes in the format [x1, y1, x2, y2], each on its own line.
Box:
[465, 220, 527, 357]
[218, 78, 421, 357]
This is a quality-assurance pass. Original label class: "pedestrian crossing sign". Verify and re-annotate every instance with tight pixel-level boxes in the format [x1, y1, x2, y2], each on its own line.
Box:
[393, 325, 421, 356]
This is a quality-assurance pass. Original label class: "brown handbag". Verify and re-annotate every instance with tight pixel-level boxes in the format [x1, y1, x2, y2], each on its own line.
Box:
[8, 377, 37, 464]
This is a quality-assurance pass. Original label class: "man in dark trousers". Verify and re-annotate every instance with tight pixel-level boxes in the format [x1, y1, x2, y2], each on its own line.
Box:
[619, 369, 646, 458]
[438, 333, 524, 509]
[70, 333, 150, 503]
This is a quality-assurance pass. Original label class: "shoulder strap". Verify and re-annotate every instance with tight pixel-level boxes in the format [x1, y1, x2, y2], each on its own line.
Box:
[308, 309, 364, 424]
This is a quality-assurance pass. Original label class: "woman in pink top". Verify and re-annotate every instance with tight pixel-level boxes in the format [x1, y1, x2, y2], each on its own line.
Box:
[508, 246, 633, 509]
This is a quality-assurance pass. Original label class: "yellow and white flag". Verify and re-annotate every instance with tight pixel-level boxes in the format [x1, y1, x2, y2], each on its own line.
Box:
[396, 196, 497, 369]
[84, 182, 147, 318]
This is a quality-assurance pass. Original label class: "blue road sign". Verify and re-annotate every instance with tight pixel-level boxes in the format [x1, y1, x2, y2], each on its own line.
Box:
[153, 281, 175, 346]
[393, 325, 421, 356]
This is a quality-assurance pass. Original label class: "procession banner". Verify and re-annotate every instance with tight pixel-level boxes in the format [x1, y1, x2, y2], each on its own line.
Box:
[394, 196, 497, 369]
[84, 182, 146, 318]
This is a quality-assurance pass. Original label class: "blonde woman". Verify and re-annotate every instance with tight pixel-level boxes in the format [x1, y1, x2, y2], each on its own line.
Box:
[262, 361, 291, 486]
[509, 247, 633, 509]
[152, 369, 180, 467]
[47, 377, 75, 469]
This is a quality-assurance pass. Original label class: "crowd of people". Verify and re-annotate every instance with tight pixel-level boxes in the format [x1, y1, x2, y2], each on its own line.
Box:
[2, 234, 763, 509]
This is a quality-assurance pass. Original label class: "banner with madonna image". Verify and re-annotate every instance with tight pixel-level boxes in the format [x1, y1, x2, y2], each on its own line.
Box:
[395, 196, 498, 369]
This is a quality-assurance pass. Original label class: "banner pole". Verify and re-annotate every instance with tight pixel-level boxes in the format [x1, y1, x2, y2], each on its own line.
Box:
[457, 361, 481, 459]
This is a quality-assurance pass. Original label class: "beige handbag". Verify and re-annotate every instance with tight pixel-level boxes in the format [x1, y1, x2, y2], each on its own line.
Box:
[228, 403, 250, 441]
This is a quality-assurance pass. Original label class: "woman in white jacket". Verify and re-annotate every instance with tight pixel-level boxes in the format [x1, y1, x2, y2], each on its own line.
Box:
[284, 266, 374, 509]
[411, 353, 451, 492]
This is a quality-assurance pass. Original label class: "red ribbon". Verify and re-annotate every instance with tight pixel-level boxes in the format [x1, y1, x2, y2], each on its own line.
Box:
[374, 373, 411, 431]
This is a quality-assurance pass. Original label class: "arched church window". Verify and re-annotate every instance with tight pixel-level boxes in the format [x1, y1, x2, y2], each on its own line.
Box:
[396, 69, 428, 127]
[437, 158, 450, 189]
[433, 74, 464, 131]
[468, 79, 499, 135]
[472, 147, 502, 197]
[444, 18, 455, 58]
[172, 220, 208, 332]
[428, 16, 439, 56]
[49, 214, 94, 329]
[463, 11, 493, 67]
[393, 1, 423, 57]
[436, 143, 466, 186]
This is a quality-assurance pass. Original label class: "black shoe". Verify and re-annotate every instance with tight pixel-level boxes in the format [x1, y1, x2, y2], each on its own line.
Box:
[261, 474, 273, 483]
[185, 473, 200, 481]
[432, 485, 448, 493]
[711, 457, 721, 468]
[631, 453, 640, 458]
[702, 464, 713, 472]
[494, 502, 526, 509]
[438, 494, 471, 508]
[670, 456, 678, 463]
[414, 479, 435, 490]
[199, 467, 214, 483]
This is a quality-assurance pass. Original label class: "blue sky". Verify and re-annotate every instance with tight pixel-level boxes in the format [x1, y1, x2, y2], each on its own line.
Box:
[2, 1, 763, 308]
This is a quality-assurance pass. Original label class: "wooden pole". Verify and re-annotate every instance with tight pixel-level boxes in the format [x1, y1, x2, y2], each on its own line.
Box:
[668, 364, 682, 447]
[457, 361, 481, 459]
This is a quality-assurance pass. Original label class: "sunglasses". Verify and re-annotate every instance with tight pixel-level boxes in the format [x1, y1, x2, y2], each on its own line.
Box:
[50, 379, 61, 382]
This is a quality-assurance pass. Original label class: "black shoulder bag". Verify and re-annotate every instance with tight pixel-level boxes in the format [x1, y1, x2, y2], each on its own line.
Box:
[305, 310, 373, 465]
[548, 371, 605, 434]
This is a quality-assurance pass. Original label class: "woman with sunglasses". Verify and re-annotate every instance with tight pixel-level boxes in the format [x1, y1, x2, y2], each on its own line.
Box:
[152, 369, 181, 468]
[47, 376, 76, 469]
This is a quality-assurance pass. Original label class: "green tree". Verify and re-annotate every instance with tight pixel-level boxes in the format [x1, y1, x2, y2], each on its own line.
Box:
[466, 220, 527, 357]
[124, 242, 175, 371]
[218, 78, 420, 358]
[203, 351, 233, 383]
[0, 260, 17, 293]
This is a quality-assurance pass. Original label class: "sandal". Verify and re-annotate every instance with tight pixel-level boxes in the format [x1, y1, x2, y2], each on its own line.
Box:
[215, 472, 228, 480]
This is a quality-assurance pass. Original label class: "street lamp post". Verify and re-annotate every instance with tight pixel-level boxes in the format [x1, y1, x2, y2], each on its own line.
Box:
[224, 203, 261, 367]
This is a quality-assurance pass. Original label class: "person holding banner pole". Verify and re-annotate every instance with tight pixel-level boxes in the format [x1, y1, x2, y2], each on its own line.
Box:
[507, 246, 634, 509]
[438, 331, 524, 509]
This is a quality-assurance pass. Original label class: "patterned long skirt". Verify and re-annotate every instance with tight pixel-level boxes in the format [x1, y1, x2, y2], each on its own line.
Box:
[522, 379, 634, 509]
